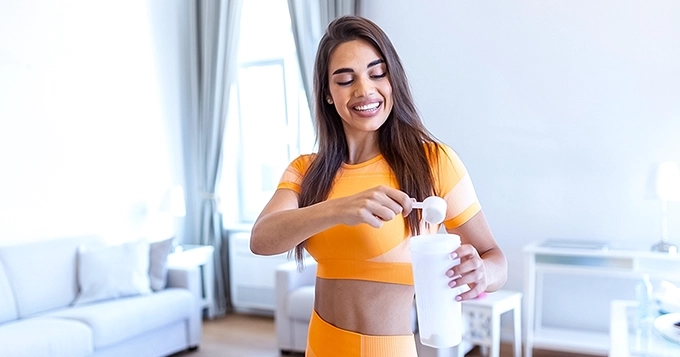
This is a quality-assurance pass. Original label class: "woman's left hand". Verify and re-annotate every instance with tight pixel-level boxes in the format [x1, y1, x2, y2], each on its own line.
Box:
[446, 243, 489, 301]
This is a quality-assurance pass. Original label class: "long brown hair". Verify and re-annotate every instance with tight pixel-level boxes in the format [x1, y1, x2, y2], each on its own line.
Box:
[294, 15, 441, 263]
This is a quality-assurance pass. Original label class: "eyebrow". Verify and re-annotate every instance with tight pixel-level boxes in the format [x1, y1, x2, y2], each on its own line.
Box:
[332, 59, 385, 75]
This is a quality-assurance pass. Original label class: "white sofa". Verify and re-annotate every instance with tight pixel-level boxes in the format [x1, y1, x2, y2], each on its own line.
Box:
[0, 235, 202, 357]
[275, 261, 474, 357]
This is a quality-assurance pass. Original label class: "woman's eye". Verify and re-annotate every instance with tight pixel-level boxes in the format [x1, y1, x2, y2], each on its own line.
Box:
[335, 75, 353, 86]
[371, 72, 387, 79]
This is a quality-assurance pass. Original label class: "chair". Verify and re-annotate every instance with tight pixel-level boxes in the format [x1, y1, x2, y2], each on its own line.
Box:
[275, 260, 317, 353]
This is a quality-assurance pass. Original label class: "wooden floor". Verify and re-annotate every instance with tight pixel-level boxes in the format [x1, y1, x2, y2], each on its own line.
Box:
[172, 313, 603, 357]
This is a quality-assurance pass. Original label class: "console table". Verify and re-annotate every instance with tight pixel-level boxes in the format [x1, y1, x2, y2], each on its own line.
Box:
[523, 240, 680, 357]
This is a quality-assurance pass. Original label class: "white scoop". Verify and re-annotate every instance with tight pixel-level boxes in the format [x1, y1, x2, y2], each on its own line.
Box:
[412, 196, 447, 225]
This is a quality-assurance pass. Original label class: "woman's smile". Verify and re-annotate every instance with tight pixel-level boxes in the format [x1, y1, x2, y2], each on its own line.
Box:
[351, 100, 383, 116]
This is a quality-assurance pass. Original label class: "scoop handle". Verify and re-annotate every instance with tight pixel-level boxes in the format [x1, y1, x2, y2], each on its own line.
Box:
[412, 202, 424, 209]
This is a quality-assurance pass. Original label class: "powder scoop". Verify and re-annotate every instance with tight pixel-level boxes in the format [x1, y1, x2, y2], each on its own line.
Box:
[412, 196, 447, 225]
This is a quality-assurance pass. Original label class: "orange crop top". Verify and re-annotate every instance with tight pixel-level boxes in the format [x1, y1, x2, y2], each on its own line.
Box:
[277, 143, 481, 285]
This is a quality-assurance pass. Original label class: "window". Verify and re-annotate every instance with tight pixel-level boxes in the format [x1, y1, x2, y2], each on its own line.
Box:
[220, 0, 314, 226]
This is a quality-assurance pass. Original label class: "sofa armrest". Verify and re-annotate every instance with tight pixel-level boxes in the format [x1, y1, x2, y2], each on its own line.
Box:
[275, 260, 316, 351]
[167, 266, 200, 293]
[167, 266, 202, 347]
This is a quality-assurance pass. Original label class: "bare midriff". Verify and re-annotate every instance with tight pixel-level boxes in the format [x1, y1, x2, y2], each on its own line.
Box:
[314, 277, 415, 336]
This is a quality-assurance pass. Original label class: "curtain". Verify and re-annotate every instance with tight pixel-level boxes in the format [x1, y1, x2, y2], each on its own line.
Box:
[183, 0, 242, 317]
[287, 0, 361, 111]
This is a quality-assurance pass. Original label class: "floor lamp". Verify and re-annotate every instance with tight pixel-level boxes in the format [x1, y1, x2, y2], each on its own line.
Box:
[159, 185, 186, 247]
[651, 161, 680, 254]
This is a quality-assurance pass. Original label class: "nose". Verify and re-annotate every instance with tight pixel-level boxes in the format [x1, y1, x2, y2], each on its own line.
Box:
[353, 76, 375, 98]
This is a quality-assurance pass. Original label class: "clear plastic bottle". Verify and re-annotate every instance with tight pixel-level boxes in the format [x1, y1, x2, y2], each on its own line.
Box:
[636, 274, 653, 322]
[635, 274, 653, 352]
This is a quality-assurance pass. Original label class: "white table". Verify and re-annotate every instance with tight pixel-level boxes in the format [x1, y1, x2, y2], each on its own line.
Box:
[523, 240, 680, 357]
[609, 300, 680, 357]
[168, 244, 216, 319]
[461, 290, 522, 357]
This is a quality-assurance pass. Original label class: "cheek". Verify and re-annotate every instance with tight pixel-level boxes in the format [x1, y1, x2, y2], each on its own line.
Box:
[382, 83, 393, 101]
[383, 87, 394, 110]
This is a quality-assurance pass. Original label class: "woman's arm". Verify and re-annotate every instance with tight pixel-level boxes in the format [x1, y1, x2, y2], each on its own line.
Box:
[250, 185, 413, 256]
[446, 210, 508, 300]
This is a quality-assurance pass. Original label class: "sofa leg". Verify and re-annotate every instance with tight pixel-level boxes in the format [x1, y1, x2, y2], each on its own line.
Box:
[280, 350, 303, 355]
[187, 346, 199, 352]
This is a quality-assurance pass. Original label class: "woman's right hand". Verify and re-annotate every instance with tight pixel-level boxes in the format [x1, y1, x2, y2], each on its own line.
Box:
[332, 185, 414, 228]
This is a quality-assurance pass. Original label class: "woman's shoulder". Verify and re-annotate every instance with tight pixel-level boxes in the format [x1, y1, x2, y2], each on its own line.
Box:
[278, 153, 317, 190]
[293, 153, 317, 163]
[422, 141, 469, 178]
[422, 141, 458, 161]
[288, 153, 317, 172]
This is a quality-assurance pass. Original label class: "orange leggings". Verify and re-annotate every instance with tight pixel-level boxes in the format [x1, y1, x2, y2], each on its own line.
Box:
[306, 310, 418, 357]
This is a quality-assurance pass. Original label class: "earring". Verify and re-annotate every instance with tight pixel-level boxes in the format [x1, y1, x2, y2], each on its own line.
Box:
[326, 97, 333, 104]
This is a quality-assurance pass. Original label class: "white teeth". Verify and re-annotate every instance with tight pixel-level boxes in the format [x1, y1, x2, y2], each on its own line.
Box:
[354, 102, 379, 111]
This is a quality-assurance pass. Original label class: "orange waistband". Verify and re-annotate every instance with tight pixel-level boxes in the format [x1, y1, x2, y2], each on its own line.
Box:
[315, 260, 414, 285]
[306, 310, 417, 357]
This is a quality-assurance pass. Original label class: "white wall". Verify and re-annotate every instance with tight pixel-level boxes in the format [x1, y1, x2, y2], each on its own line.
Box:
[362, 0, 680, 294]
[0, 0, 187, 244]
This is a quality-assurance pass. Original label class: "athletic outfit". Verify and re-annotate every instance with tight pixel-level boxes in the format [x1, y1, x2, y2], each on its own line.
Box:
[277, 143, 481, 357]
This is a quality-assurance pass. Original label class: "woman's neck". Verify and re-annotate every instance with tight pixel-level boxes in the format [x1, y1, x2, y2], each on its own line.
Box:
[345, 133, 380, 164]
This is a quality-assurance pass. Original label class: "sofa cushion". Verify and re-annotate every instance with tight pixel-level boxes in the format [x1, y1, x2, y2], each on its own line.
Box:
[48, 288, 193, 349]
[0, 263, 18, 324]
[0, 316, 93, 357]
[73, 239, 152, 305]
[287, 286, 315, 321]
[0, 236, 99, 317]
[149, 237, 175, 291]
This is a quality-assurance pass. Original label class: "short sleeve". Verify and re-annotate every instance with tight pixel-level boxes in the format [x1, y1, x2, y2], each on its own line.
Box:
[431, 144, 482, 229]
[277, 154, 315, 194]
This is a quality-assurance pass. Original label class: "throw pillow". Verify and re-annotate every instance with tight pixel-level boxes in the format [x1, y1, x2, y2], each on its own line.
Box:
[73, 239, 152, 306]
[148, 237, 175, 291]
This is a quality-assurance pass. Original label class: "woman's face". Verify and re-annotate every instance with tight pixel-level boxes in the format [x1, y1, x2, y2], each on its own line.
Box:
[327, 39, 393, 139]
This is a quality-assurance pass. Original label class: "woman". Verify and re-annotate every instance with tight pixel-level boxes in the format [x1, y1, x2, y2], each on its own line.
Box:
[251, 15, 507, 357]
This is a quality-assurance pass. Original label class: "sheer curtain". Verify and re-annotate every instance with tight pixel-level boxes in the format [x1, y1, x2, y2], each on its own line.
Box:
[287, 0, 361, 110]
[183, 0, 242, 316]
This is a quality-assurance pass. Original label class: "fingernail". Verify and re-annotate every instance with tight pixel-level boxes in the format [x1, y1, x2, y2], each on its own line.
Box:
[449, 252, 458, 260]
[449, 280, 457, 288]
[455, 295, 462, 302]
[446, 270, 454, 277]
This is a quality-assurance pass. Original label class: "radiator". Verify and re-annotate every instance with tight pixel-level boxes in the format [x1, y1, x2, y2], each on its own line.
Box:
[228, 231, 289, 314]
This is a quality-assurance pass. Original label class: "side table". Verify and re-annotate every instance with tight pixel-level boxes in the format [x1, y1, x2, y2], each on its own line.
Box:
[609, 300, 680, 357]
[168, 244, 216, 319]
[462, 290, 522, 357]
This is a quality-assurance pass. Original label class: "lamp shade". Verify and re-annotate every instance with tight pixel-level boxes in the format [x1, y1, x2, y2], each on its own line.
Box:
[656, 161, 680, 201]
[159, 185, 186, 217]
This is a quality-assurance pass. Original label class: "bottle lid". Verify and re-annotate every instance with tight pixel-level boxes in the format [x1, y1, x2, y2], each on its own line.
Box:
[409, 234, 460, 254]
